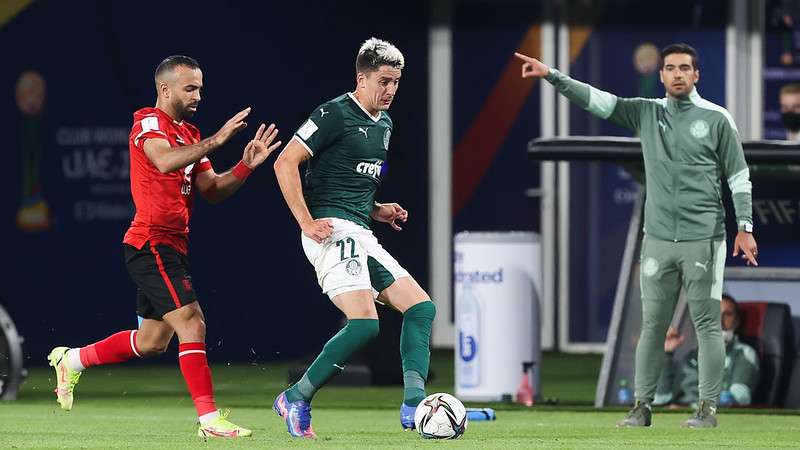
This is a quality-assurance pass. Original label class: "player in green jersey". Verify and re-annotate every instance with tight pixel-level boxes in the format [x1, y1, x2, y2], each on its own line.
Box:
[272, 37, 436, 438]
[516, 43, 758, 428]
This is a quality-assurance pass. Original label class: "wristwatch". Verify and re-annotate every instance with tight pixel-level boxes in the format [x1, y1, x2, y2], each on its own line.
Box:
[740, 222, 753, 233]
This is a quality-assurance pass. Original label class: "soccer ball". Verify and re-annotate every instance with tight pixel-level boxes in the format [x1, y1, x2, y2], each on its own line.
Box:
[414, 393, 468, 439]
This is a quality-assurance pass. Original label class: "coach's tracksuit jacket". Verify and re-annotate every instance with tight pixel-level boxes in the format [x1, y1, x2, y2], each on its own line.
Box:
[544, 69, 753, 241]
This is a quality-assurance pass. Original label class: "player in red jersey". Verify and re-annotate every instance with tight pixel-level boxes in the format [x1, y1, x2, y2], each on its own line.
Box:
[47, 55, 281, 438]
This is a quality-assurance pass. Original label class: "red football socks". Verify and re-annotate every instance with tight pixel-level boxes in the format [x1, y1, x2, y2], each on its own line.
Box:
[178, 342, 217, 417]
[79, 330, 141, 368]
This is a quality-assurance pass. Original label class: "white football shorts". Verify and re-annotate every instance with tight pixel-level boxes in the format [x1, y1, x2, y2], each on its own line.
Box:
[301, 217, 410, 299]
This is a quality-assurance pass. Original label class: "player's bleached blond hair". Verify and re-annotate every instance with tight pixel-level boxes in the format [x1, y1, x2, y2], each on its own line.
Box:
[356, 37, 404, 73]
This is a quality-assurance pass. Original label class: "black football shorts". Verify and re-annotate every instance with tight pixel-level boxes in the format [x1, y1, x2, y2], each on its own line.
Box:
[124, 242, 198, 320]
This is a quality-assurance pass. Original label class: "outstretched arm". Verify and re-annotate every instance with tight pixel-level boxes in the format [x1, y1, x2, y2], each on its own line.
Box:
[514, 52, 645, 131]
[195, 123, 281, 204]
[142, 107, 251, 173]
[516, 52, 595, 110]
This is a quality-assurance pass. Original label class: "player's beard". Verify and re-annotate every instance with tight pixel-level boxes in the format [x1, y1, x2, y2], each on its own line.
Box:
[176, 99, 198, 121]
[666, 84, 690, 99]
[665, 75, 695, 99]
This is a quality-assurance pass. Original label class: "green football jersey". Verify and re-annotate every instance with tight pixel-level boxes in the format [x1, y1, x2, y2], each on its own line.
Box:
[294, 93, 393, 229]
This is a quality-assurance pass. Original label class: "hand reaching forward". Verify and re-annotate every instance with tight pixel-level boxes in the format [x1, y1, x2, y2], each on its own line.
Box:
[214, 107, 251, 146]
[242, 123, 281, 169]
[514, 52, 551, 79]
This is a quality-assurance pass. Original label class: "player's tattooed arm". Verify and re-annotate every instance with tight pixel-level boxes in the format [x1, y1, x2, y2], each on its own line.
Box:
[371, 202, 408, 231]
[142, 107, 251, 173]
[274, 139, 333, 243]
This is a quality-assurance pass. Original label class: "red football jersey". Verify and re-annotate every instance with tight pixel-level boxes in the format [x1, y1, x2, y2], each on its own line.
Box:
[123, 107, 213, 255]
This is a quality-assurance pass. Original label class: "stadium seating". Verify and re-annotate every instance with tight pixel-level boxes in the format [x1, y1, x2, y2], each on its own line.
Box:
[738, 302, 797, 407]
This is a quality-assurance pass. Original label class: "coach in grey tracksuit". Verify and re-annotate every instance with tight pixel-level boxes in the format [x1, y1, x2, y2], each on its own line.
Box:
[515, 43, 758, 428]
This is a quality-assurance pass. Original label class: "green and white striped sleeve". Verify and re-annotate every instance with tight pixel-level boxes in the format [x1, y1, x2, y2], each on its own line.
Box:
[544, 69, 644, 131]
[718, 115, 753, 230]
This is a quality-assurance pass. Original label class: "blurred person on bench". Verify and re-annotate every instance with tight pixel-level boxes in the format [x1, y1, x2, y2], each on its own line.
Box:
[655, 294, 759, 408]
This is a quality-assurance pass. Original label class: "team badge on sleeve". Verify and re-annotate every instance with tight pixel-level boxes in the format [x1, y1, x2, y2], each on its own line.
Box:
[141, 116, 160, 132]
[297, 119, 319, 140]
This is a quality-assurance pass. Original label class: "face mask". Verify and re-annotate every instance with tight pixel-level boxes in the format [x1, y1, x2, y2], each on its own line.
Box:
[781, 112, 800, 132]
[722, 329, 734, 344]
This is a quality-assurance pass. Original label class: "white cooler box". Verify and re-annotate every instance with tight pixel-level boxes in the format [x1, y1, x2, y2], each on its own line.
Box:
[454, 231, 542, 402]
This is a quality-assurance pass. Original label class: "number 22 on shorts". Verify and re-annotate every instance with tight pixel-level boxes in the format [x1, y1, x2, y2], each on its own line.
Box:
[335, 237, 359, 261]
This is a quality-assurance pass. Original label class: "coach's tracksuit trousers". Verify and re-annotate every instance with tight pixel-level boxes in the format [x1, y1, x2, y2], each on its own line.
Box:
[634, 235, 726, 407]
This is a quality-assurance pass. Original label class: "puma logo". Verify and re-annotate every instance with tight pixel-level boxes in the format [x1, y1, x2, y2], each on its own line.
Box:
[333, 363, 345, 370]
[694, 261, 708, 271]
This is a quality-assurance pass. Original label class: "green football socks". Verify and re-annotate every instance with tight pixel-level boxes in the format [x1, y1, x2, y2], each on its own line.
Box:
[400, 301, 436, 407]
[286, 319, 379, 403]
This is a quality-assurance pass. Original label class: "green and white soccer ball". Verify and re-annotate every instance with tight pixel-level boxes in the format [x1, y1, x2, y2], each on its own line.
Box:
[414, 393, 468, 439]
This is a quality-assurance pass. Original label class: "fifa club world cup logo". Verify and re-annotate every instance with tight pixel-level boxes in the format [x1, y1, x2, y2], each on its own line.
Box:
[15, 70, 51, 232]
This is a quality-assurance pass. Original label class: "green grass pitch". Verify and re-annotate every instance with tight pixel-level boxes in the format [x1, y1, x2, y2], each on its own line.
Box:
[2, 351, 798, 448]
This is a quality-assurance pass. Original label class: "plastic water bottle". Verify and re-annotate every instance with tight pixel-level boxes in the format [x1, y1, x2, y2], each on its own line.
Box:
[719, 382, 734, 407]
[617, 378, 633, 405]
[457, 284, 481, 388]
[516, 362, 535, 407]
[466, 407, 496, 421]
